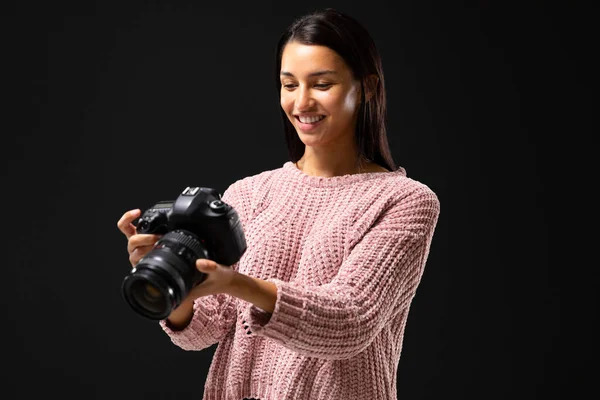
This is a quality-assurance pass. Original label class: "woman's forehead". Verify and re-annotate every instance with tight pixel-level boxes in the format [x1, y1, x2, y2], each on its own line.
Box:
[280, 42, 348, 75]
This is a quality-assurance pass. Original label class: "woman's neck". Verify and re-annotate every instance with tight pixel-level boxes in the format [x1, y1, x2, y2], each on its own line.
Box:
[295, 151, 371, 177]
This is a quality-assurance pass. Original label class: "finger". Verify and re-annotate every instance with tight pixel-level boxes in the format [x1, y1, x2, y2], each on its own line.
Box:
[196, 259, 217, 272]
[117, 209, 141, 239]
[127, 234, 162, 254]
[129, 245, 154, 266]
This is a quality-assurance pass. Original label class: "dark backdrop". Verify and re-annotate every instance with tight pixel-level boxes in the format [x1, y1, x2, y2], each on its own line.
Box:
[3, 1, 594, 399]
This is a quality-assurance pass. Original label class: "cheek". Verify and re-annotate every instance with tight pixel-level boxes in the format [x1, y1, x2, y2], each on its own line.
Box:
[280, 94, 291, 111]
[313, 91, 333, 111]
[342, 87, 360, 113]
[280, 95, 296, 123]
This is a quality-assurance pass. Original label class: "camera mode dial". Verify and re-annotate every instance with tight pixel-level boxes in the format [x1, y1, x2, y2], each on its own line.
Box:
[209, 200, 227, 213]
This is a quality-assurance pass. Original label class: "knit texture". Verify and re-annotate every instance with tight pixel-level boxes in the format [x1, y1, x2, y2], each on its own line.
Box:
[159, 161, 440, 400]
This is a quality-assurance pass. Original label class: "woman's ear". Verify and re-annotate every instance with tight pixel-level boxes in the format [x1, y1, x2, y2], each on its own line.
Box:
[363, 74, 380, 103]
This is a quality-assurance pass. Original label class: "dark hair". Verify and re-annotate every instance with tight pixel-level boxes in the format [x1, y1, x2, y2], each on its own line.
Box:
[275, 8, 397, 171]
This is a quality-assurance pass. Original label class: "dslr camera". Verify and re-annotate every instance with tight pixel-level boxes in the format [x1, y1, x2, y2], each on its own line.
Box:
[121, 186, 246, 320]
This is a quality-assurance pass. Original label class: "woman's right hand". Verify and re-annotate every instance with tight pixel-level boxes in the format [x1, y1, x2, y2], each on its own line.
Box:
[117, 209, 163, 267]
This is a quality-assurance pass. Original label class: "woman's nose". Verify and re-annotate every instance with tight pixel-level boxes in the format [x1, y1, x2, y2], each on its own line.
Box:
[295, 86, 314, 110]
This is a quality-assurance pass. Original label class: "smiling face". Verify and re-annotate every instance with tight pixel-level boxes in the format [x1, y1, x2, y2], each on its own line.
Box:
[279, 41, 362, 150]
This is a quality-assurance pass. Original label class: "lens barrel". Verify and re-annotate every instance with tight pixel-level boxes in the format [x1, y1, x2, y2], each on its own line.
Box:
[121, 230, 208, 320]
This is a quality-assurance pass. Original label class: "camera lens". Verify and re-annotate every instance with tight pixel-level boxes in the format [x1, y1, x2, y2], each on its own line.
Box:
[131, 281, 166, 314]
[121, 229, 209, 320]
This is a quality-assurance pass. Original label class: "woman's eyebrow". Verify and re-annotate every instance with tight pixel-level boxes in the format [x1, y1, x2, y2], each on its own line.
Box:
[280, 70, 337, 77]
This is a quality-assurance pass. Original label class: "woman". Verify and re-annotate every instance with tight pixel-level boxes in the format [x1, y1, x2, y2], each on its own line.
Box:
[118, 8, 440, 400]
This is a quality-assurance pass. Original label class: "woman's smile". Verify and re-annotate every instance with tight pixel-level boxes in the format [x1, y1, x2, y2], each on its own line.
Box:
[295, 114, 326, 131]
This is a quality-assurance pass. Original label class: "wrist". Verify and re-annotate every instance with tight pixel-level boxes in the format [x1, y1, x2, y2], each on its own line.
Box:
[166, 299, 194, 330]
[225, 270, 277, 314]
[225, 270, 243, 297]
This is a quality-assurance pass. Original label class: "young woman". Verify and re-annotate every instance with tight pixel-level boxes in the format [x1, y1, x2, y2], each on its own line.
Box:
[118, 8, 440, 400]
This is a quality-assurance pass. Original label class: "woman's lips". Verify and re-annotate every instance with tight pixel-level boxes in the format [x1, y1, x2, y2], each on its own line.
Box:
[295, 115, 325, 131]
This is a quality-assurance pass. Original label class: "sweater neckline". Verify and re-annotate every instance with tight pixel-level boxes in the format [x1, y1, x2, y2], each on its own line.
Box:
[283, 161, 406, 188]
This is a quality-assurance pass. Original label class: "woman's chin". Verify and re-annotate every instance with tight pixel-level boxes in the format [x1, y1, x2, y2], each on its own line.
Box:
[296, 136, 323, 147]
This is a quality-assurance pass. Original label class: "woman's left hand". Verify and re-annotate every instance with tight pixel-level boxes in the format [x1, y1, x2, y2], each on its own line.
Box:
[188, 259, 237, 298]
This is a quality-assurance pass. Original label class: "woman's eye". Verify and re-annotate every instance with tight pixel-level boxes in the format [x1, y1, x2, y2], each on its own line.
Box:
[281, 83, 331, 90]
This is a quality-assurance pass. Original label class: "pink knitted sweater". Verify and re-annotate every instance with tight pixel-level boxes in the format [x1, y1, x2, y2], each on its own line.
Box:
[159, 161, 440, 400]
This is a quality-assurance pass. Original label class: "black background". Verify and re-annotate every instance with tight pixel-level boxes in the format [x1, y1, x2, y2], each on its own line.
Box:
[2, 1, 595, 399]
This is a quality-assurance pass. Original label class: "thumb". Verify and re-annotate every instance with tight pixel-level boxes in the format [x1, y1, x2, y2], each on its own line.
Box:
[196, 259, 217, 273]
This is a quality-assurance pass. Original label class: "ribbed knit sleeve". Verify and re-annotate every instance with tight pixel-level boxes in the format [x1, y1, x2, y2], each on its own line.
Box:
[159, 293, 237, 350]
[241, 185, 440, 360]
[157, 177, 258, 350]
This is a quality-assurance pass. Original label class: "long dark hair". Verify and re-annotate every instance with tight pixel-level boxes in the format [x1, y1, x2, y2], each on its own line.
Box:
[275, 8, 397, 171]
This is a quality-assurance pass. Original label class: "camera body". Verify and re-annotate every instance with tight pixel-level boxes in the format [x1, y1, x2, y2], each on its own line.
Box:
[121, 186, 247, 320]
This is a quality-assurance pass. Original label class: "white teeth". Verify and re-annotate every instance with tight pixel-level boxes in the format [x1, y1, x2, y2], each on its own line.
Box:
[298, 115, 325, 124]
